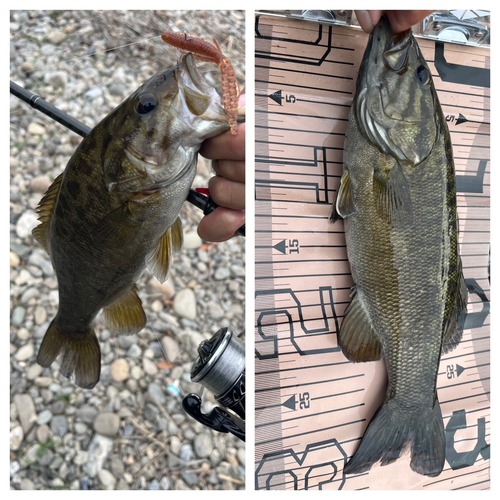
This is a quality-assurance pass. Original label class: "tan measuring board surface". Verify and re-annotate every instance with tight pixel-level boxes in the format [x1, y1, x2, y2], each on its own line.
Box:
[254, 14, 490, 490]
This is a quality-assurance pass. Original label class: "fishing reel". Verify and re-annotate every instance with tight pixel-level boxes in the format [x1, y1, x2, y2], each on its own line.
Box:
[182, 328, 245, 441]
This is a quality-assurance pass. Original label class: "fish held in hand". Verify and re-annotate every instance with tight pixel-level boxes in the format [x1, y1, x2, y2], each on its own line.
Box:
[330, 16, 467, 477]
[33, 53, 230, 389]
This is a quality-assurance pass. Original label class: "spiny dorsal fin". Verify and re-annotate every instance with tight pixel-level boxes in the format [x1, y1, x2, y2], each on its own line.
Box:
[339, 287, 384, 362]
[146, 217, 184, 283]
[102, 284, 146, 335]
[32, 173, 63, 253]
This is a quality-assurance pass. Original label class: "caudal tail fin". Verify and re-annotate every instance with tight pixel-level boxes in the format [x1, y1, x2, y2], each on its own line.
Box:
[344, 398, 445, 477]
[37, 319, 101, 389]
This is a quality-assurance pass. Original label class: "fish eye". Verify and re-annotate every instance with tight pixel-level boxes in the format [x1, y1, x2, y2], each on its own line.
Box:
[136, 93, 158, 115]
[416, 65, 430, 85]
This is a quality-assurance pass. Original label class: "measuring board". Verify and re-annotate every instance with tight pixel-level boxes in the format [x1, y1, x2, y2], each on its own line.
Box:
[254, 13, 490, 490]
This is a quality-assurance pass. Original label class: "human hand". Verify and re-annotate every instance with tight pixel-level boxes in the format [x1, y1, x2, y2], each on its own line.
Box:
[197, 94, 245, 242]
[355, 10, 435, 34]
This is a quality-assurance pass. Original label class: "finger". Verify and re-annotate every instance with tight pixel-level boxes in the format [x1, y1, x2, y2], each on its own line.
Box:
[208, 176, 245, 211]
[200, 122, 245, 161]
[212, 159, 245, 184]
[355, 10, 382, 33]
[387, 10, 435, 34]
[197, 207, 245, 243]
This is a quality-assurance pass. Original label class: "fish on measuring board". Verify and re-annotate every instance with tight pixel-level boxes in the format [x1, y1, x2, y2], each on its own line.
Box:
[329, 16, 468, 477]
[32, 53, 231, 389]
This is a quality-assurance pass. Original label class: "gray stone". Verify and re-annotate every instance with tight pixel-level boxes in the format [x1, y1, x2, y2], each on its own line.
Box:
[37, 409, 53, 425]
[148, 382, 166, 405]
[84, 434, 113, 477]
[14, 393, 37, 434]
[50, 415, 68, 436]
[98, 469, 116, 490]
[214, 266, 231, 280]
[16, 210, 39, 238]
[10, 425, 24, 450]
[14, 343, 34, 361]
[11, 306, 26, 326]
[194, 433, 214, 459]
[173, 288, 197, 320]
[93, 412, 120, 437]
[76, 404, 98, 423]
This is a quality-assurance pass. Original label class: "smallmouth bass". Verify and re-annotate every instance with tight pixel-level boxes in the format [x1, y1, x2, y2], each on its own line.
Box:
[33, 53, 231, 389]
[330, 16, 467, 477]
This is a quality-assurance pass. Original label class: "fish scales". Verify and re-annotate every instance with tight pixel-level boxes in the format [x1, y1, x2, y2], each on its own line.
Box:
[330, 16, 467, 477]
[33, 54, 231, 389]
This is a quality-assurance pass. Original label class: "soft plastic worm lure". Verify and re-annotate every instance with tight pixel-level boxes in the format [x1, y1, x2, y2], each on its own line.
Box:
[161, 32, 240, 135]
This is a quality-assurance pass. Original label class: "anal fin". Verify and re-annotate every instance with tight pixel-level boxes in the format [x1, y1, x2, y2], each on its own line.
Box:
[339, 288, 383, 362]
[147, 217, 183, 283]
[442, 263, 468, 354]
[103, 284, 146, 335]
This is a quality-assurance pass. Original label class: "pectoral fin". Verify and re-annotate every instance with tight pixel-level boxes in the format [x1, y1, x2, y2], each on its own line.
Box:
[373, 162, 413, 229]
[339, 287, 383, 362]
[32, 173, 63, 253]
[102, 284, 146, 335]
[330, 170, 357, 223]
[95, 201, 143, 245]
[146, 217, 184, 283]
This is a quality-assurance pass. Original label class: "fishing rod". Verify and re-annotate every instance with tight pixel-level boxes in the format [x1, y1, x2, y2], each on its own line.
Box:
[10, 80, 245, 237]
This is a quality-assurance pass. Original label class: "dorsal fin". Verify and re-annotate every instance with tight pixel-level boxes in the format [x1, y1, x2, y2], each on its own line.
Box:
[32, 173, 63, 254]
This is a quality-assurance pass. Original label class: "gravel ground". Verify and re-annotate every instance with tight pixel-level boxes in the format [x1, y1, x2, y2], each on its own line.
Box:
[10, 10, 245, 490]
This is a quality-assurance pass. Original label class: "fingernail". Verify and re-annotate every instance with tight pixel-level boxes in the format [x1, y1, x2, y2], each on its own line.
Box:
[355, 10, 375, 33]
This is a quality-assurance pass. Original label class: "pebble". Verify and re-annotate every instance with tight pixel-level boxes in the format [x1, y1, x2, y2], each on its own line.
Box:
[46, 31, 66, 44]
[84, 434, 113, 477]
[34, 306, 47, 325]
[214, 266, 231, 280]
[142, 357, 158, 376]
[14, 394, 37, 434]
[126, 344, 142, 358]
[173, 288, 197, 320]
[194, 433, 214, 459]
[10, 252, 20, 267]
[29, 175, 51, 194]
[50, 415, 68, 436]
[36, 424, 50, 444]
[183, 230, 203, 249]
[14, 343, 34, 361]
[20, 478, 35, 490]
[93, 413, 120, 437]
[98, 469, 116, 490]
[10, 425, 24, 451]
[37, 409, 53, 425]
[76, 404, 98, 424]
[11, 306, 26, 326]
[160, 335, 180, 362]
[111, 358, 129, 382]
[27, 122, 46, 136]
[148, 382, 166, 405]
[16, 211, 39, 239]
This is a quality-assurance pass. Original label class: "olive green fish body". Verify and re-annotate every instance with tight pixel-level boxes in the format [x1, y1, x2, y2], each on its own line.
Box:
[33, 54, 230, 388]
[331, 17, 467, 477]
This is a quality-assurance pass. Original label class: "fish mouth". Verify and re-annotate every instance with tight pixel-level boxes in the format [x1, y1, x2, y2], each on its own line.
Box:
[107, 148, 193, 195]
